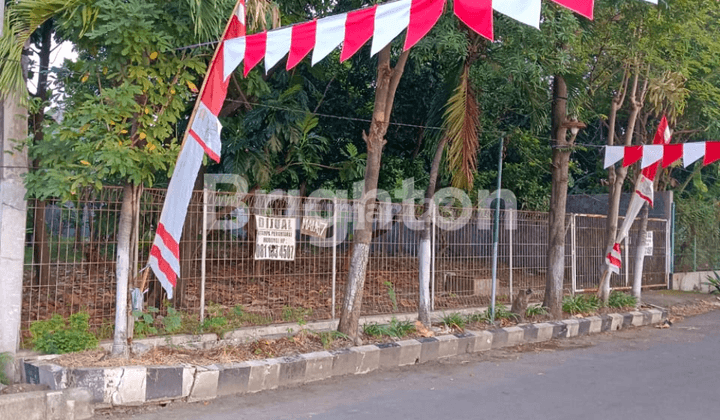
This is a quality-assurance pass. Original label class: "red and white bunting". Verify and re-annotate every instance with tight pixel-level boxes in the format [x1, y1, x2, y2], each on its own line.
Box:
[220, 0, 658, 77]
[604, 142, 720, 170]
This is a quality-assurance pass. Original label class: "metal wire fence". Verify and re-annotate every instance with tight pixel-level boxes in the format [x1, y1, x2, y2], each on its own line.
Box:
[21, 188, 670, 336]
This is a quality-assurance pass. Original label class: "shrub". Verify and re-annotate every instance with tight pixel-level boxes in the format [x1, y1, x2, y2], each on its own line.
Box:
[441, 312, 467, 331]
[363, 318, 415, 338]
[526, 305, 548, 318]
[562, 294, 601, 315]
[133, 306, 159, 338]
[607, 291, 637, 309]
[30, 312, 98, 354]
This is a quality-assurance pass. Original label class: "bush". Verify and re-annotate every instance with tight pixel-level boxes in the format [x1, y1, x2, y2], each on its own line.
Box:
[607, 291, 637, 308]
[562, 294, 601, 315]
[363, 318, 415, 338]
[441, 312, 466, 330]
[29, 312, 98, 354]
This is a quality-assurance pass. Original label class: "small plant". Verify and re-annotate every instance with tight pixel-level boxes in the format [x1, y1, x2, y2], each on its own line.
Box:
[703, 271, 720, 295]
[384, 281, 398, 312]
[133, 306, 159, 338]
[281, 306, 312, 325]
[230, 305, 273, 326]
[562, 294, 601, 315]
[466, 312, 490, 324]
[162, 306, 183, 334]
[526, 305, 549, 318]
[202, 315, 229, 337]
[441, 312, 466, 331]
[493, 304, 520, 322]
[317, 331, 349, 349]
[607, 291, 638, 309]
[29, 312, 98, 354]
[363, 318, 415, 338]
[0, 352, 12, 385]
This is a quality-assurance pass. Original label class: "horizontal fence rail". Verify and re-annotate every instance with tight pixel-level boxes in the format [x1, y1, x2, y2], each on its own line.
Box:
[21, 188, 669, 339]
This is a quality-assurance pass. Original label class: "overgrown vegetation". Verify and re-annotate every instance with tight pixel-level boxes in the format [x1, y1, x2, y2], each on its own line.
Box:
[562, 294, 602, 315]
[29, 312, 98, 354]
[704, 272, 720, 295]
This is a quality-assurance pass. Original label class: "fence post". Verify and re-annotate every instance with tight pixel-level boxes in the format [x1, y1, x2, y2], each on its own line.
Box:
[571, 214, 577, 295]
[624, 236, 629, 286]
[331, 197, 337, 320]
[200, 187, 208, 322]
[509, 210, 514, 300]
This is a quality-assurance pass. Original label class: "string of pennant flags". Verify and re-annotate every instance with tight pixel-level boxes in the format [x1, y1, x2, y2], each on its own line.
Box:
[603, 142, 720, 169]
[149, 0, 661, 299]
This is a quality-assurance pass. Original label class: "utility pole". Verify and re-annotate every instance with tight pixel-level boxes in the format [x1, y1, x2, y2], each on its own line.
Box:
[0, 2, 29, 383]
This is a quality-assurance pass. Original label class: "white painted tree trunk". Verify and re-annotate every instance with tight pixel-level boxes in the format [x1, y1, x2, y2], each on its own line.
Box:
[112, 184, 134, 358]
[632, 205, 649, 307]
[417, 236, 432, 325]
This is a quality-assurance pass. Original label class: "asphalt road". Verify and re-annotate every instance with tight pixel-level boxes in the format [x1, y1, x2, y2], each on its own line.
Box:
[99, 309, 720, 420]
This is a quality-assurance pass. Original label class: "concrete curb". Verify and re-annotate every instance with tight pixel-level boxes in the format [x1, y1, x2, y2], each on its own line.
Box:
[0, 388, 94, 420]
[22, 309, 667, 409]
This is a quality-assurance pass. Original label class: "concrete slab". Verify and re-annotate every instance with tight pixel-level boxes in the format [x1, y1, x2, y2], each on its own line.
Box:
[217, 363, 251, 396]
[376, 342, 401, 369]
[350, 345, 380, 374]
[436, 335, 459, 359]
[188, 366, 219, 402]
[145, 366, 184, 401]
[302, 351, 333, 383]
[417, 338, 439, 363]
[396, 340, 421, 366]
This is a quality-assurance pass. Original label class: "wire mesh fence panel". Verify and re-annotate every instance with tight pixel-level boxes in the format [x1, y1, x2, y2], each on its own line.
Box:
[21, 185, 671, 339]
[22, 187, 125, 338]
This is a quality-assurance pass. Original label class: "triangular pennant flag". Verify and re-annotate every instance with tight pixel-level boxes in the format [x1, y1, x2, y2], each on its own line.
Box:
[641, 145, 663, 169]
[623, 145, 643, 167]
[662, 144, 683, 168]
[341, 5, 377, 62]
[551, 0, 594, 20]
[604, 146, 623, 168]
[642, 115, 672, 180]
[704, 141, 720, 166]
[287, 20, 317, 70]
[223, 37, 246, 81]
[454, 0, 493, 41]
[244, 31, 267, 76]
[313, 13, 347, 65]
[405, 0, 445, 50]
[493, 0, 542, 29]
[653, 115, 671, 145]
[371, 0, 412, 56]
[265, 27, 292, 73]
[683, 142, 706, 168]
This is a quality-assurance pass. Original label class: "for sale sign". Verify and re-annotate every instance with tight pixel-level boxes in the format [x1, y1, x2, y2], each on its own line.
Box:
[254, 216, 296, 261]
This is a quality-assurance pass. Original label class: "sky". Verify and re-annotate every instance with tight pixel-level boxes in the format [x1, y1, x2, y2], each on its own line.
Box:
[28, 40, 77, 98]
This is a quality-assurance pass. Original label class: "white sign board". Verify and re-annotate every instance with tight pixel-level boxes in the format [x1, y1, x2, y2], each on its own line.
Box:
[645, 231, 653, 256]
[301, 217, 329, 238]
[254, 216, 296, 261]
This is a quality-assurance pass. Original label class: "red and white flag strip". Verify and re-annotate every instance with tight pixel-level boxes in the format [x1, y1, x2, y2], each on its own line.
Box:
[149, 1, 246, 299]
[604, 141, 720, 171]
[604, 116, 670, 274]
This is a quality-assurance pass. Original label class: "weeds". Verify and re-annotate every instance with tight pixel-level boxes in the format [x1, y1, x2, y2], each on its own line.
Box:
[607, 291, 637, 309]
[162, 306, 183, 334]
[384, 281, 398, 312]
[562, 294, 601, 315]
[133, 306, 159, 338]
[281, 306, 313, 325]
[441, 312, 467, 331]
[316, 331, 349, 349]
[30, 312, 98, 354]
[0, 352, 11, 385]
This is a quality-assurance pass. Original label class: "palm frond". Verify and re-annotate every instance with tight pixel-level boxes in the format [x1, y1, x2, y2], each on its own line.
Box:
[443, 66, 480, 190]
[0, 0, 98, 100]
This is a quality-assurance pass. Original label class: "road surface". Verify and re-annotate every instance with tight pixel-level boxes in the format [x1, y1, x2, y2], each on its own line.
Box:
[98, 309, 720, 420]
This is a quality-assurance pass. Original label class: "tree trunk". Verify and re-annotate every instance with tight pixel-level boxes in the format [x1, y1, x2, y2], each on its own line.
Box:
[598, 68, 647, 303]
[112, 184, 137, 359]
[337, 46, 409, 341]
[632, 204, 649, 307]
[544, 75, 573, 319]
[31, 21, 53, 286]
[418, 137, 447, 326]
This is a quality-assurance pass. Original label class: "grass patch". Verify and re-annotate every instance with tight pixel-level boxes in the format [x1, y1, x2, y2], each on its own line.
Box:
[0, 352, 11, 385]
